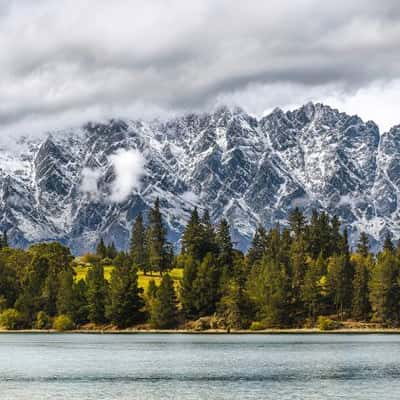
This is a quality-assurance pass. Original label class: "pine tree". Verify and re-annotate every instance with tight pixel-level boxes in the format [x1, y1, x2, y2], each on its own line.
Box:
[86, 264, 108, 324]
[288, 207, 306, 238]
[301, 254, 327, 322]
[247, 225, 268, 268]
[180, 255, 199, 319]
[2, 231, 8, 248]
[147, 198, 169, 275]
[200, 209, 218, 257]
[181, 207, 204, 261]
[150, 274, 178, 329]
[351, 253, 372, 321]
[107, 253, 144, 328]
[192, 253, 220, 316]
[248, 258, 290, 328]
[356, 232, 370, 257]
[130, 213, 148, 273]
[96, 238, 107, 259]
[383, 232, 394, 253]
[289, 235, 308, 321]
[216, 218, 233, 268]
[107, 242, 118, 259]
[72, 279, 88, 325]
[326, 254, 349, 319]
[145, 279, 158, 315]
[369, 249, 400, 326]
[56, 269, 75, 319]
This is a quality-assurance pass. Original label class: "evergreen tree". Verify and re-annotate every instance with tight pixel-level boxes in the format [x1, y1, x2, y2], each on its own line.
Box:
[130, 213, 148, 273]
[247, 225, 268, 268]
[247, 258, 290, 327]
[369, 249, 400, 326]
[181, 208, 204, 261]
[351, 253, 372, 321]
[147, 198, 169, 275]
[0, 257, 18, 310]
[107, 253, 144, 328]
[107, 242, 118, 259]
[289, 236, 308, 321]
[56, 269, 75, 319]
[42, 268, 59, 317]
[180, 255, 199, 319]
[145, 279, 158, 316]
[150, 274, 178, 329]
[301, 254, 327, 322]
[216, 218, 234, 268]
[288, 207, 306, 238]
[192, 253, 220, 316]
[96, 238, 107, 259]
[86, 264, 108, 324]
[200, 209, 218, 257]
[383, 232, 394, 253]
[2, 231, 8, 248]
[326, 254, 350, 319]
[356, 232, 370, 257]
[72, 279, 88, 325]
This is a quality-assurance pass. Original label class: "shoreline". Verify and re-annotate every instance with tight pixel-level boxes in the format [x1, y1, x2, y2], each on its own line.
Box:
[2, 328, 400, 334]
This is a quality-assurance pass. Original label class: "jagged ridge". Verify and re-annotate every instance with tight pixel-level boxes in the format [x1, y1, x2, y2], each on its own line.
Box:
[0, 102, 398, 253]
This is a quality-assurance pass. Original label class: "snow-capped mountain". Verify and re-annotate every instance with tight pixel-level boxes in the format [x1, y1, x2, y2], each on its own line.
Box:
[0, 102, 399, 254]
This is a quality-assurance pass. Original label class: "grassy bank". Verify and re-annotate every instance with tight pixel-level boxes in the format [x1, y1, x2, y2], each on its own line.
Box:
[73, 264, 183, 290]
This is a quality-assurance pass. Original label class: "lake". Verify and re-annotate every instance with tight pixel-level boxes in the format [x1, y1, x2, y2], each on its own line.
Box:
[0, 333, 400, 399]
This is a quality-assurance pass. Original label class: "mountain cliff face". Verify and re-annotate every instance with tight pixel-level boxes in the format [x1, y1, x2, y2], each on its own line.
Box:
[0, 102, 398, 254]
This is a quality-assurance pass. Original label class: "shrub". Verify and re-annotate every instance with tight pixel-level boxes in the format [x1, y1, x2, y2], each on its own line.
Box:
[249, 321, 265, 331]
[0, 308, 23, 330]
[35, 311, 51, 329]
[53, 315, 74, 331]
[317, 316, 339, 331]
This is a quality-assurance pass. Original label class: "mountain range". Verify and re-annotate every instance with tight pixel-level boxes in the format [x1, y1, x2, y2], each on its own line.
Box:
[0, 102, 399, 254]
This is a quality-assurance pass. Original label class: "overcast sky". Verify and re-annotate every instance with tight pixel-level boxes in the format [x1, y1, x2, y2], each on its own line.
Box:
[1, 0, 400, 137]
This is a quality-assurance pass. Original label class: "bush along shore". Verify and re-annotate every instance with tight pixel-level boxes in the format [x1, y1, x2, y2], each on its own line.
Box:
[2, 198, 400, 332]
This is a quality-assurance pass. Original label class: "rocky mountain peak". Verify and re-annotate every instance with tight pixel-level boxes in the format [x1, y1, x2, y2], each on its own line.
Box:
[0, 103, 398, 253]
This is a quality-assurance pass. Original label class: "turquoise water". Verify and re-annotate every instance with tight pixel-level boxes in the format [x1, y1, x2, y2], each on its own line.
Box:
[1, 333, 400, 399]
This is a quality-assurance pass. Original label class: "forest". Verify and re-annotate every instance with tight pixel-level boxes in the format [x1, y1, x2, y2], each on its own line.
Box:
[1, 198, 400, 331]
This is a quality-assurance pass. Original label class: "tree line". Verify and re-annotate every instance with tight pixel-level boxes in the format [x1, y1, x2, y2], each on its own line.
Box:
[1, 199, 400, 330]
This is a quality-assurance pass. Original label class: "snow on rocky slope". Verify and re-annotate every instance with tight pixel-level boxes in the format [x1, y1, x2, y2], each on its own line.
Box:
[0, 102, 398, 253]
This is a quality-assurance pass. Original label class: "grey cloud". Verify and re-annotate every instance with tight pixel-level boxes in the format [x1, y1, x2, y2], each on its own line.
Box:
[1, 0, 400, 135]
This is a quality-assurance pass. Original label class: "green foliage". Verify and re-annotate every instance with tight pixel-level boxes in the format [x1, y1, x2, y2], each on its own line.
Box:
[150, 274, 178, 329]
[0, 308, 23, 330]
[180, 255, 199, 319]
[147, 198, 170, 275]
[56, 269, 75, 318]
[247, 225, 268, 268]
[53, 314, 74, 331]
[351, 253, 372, 320]
[249, 321, 265, 331]
[218, 278, 250, 329]
[35, 311, 51, 329]
[107, 253, 144, 328]
[216, 218, 234, 268]
[130, 212, 148, 273]
[317, 316, 339, 331]
[86, 264, 108, 324]
[369, 250, 400, 326]
[4, 204, 400, 331]
[192, 253, 220, 317]
[248, 258, 290, 328]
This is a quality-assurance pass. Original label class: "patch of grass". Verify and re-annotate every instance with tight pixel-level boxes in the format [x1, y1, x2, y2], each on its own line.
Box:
[74, 263, 183, 291]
